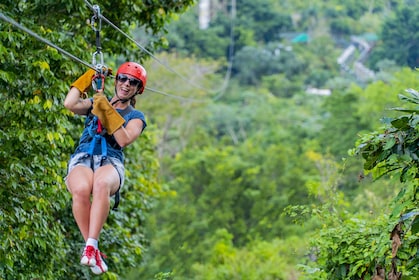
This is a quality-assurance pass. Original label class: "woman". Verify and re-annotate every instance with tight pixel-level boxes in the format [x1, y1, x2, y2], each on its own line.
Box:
[64, 62, 147, 275]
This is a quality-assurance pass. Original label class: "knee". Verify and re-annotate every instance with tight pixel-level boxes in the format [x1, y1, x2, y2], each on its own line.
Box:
[69, 184, 91, 202]
[92, 178, 111, 197]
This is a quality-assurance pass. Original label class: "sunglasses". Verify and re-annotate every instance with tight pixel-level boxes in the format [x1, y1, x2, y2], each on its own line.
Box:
[116, 74, 142, 87]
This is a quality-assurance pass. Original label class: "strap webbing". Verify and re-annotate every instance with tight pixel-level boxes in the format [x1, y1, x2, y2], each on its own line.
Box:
[86, 116, 121, 210]
[112, 192, 120, 211]
[84, 105, 134, 211]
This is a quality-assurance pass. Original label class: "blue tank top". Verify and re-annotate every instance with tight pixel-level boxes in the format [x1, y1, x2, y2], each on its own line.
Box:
[73, 106, 146, 162]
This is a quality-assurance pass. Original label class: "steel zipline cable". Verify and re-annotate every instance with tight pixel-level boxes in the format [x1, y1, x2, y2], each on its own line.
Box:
[1, 0, 237, 102]
[84, 0, 216, 94]
[84, 0, 236, 98]
[212, 0, 236, 101]
[0, 11, 95, 71]
[0, 11, 201, 101]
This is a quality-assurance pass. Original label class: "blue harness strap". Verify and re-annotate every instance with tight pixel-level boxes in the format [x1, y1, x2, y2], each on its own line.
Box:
[85, 116, 120, 210]
[84, 105, 134, 211]
[86, 134, 107, 165]
[86, 116, 107, 164]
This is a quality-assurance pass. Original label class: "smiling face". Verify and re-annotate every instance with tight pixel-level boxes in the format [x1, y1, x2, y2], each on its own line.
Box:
[115, 62, 147, 94]
[115, 73, 141, 100]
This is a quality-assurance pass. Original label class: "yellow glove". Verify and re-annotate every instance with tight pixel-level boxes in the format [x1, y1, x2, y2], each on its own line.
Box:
[70, 69, 96, 95]
[92, 93, 125, 135]
[71, 68, 113, 97]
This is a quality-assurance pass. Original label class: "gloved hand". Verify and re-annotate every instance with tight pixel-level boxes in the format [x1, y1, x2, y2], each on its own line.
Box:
[71, 69, 96, 95]
[71, 68, 113, 97]
[92, 93, 125, 135]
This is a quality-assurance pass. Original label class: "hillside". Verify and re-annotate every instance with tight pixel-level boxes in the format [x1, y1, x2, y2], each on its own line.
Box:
[1, 0, 419, 279]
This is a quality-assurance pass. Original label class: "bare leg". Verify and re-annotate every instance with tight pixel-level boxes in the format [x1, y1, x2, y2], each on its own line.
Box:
[66, 166, 94, 241]
[88, 164, 120, 240]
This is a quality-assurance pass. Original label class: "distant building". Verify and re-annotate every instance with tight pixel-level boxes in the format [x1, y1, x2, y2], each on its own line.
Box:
[199, 0, 211, 29]
[198, 0, 236, 29]
[291, 33, 309, 43]
[337, 34, 377, 82]
[306, 87, 332, 96]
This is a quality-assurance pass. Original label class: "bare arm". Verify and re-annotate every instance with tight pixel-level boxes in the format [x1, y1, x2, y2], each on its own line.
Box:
[64, 87, 93, 115]
[113, 118, 144, 148]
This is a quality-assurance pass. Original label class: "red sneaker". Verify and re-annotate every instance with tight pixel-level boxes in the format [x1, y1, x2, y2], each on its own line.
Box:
[90, 249, 108, 275]
[80, 245, 96, 267]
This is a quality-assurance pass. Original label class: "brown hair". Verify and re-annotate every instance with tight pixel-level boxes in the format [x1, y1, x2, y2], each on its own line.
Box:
[130, 95, 136, 107]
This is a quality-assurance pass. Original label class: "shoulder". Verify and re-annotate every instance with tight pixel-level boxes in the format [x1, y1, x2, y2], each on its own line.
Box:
[120, 107, 147, 129]
[124, 107, 145, 120]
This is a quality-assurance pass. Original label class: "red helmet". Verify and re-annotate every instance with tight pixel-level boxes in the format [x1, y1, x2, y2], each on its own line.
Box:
[116, 62, 147, 94]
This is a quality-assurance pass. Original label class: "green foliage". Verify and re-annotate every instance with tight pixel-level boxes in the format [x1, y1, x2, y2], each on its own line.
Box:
[299, 177, 419, 280]
[329, 17, 364, 35]
[0, 17, 75, 278]
[162, 0, 394, 91]
[323, 0, 369, 20]
[318, 87, 367, 157]
[236, 0, 293, 43]
[299, 36, 341, 87]
[191, 229, 304, 280]
[135, 87, 333, 278]
[355, 88, 419, 181]
[134, 1, 419, 279]
[164, 0, 293, 59]
[164, 11, 231, 59]
[300, 209, 391, 280]
[301, 88, 419, 278]
[343, 68, 419, 139]
[283, 155, 395, 280]
[4, 0, 418, 279]
[233, 43, 306, 86]
[370, 2, 419, 69]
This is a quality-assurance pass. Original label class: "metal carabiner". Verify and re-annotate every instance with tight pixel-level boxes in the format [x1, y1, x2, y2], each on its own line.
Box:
[92, 70, 105, 92]
[91, 55, 108, 92]
[94, 62, 109, 77]
[90, 5, 101, 32]
[92, 50, 104, 67]
[89, 4, 108, 92]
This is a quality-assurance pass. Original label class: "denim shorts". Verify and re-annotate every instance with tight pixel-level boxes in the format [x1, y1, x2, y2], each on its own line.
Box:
[66, 152, 125, 188]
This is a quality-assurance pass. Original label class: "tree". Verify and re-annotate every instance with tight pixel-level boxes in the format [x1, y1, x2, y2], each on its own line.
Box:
[134, 86, 328, 278]
[191, 230, 304, 280]
[370, 2, 419, 69]
[317, 86, 367, 158]
[233, 43, 305, 86]
[236, 0, 293, 43]
[164, 10, 231, 60]
[301, 88, 419, 279]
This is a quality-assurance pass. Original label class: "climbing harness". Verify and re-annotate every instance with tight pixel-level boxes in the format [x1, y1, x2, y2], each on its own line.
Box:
[83, 104, 134, 211]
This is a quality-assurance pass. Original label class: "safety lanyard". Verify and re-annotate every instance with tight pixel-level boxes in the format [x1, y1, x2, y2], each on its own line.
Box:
[90, 4, 109, 92]
[86, 116, 108, 162]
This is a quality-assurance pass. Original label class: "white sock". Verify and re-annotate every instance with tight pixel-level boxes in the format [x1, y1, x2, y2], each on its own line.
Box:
[86, 238, 98, 249]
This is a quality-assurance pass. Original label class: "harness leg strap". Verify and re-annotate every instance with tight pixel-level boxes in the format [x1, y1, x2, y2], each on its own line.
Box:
[112, 191, 120, 211]
[86, 116, 122, 211]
